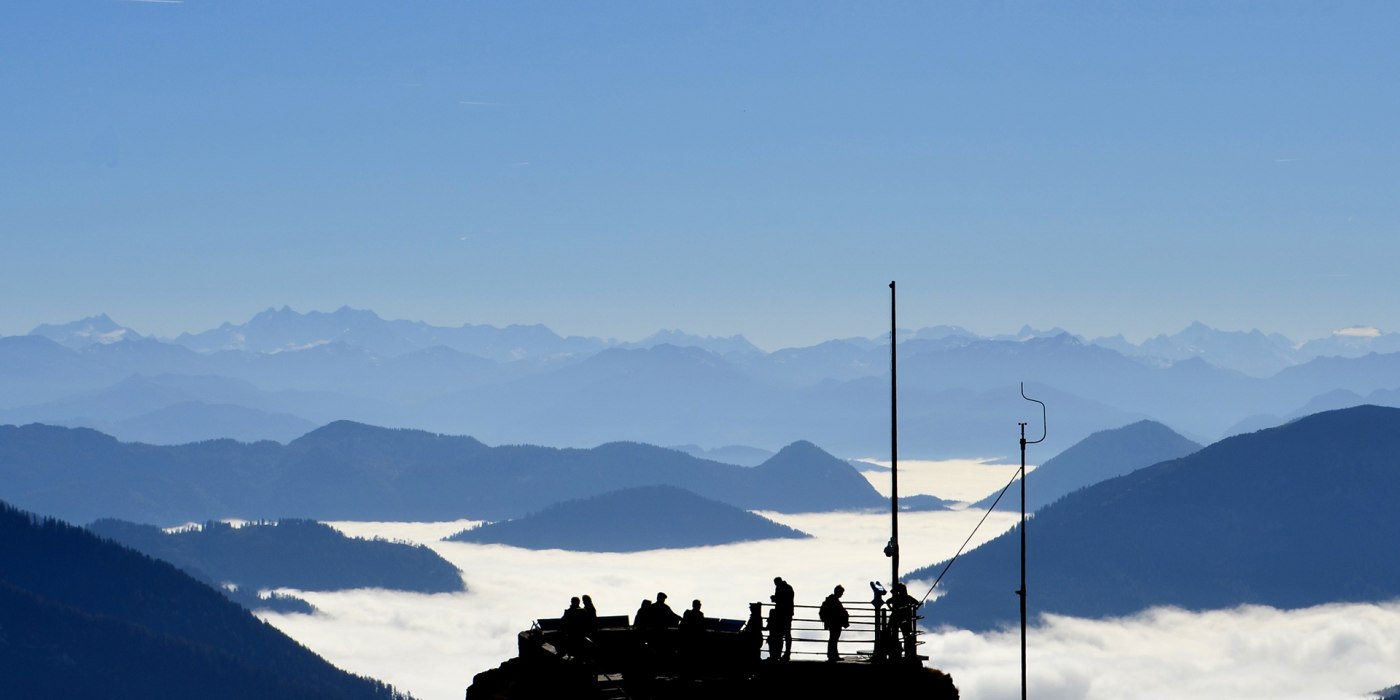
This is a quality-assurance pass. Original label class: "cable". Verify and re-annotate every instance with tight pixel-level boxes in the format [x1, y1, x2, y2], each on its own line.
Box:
[918, 467, 1022, 605]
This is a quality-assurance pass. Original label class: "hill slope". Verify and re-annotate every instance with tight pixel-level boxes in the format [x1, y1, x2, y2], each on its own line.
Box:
[447, 485, 809, 552]
[971, 420, 1202, 512]
[88, 518, 464, 595]
[0, 500, 405, 700]
[913, 405, 1400, 631]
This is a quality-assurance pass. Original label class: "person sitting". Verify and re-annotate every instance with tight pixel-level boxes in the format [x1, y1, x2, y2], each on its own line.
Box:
[741, 602, 764, 664]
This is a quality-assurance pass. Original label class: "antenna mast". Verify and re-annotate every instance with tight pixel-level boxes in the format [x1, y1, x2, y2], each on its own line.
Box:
[886, 281, 900, 586]
[1017, 383, 1046, 700]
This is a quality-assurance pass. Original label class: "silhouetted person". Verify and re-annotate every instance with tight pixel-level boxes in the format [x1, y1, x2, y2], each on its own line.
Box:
[888, 582, 919, 661]
[560, 596, 586, 655]
[562, 596, 584, 633]
[819, 585, 849, 662]
[768, 576, 795, 660]
[634, 598, 653, 629]
[741, 602, 764, 664]
[680, 599, 705, 633]
[581, 594, 598, 635]
[679, 599, 706, 664]
[650, 592, 681, 628]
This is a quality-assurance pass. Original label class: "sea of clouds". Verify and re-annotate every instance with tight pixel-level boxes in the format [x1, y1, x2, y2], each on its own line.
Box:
[257, 460, 1400, 700]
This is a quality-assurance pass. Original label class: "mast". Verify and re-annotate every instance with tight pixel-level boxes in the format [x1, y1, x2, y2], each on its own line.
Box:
[1017, 383, 1046, 700]
[889, 280, 899, 585]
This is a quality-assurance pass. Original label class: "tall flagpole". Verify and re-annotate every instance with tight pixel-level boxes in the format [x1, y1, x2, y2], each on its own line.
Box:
[889, 281, 899, 586]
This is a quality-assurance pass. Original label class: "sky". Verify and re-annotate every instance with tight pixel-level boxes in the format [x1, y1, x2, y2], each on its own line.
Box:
[3, 2, 1399, 350]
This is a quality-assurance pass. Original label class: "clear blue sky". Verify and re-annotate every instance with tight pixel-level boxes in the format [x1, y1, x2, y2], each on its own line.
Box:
[3, 1, 1397, 350]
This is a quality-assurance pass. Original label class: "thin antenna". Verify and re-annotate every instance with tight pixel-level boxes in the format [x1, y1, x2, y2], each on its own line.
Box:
[885, 281, 900, 586]
[1017, 382, 1046, 700]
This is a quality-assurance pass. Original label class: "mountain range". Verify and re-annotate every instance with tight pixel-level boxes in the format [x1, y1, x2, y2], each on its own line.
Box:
[5, 308, 1400, 458]
[912, 405, 1400, 631]
[0, 422, 888, 525]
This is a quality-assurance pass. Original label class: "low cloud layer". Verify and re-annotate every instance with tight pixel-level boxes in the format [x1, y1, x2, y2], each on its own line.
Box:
[928, 602, 1400, 700]
[255, 462, 1399, 700]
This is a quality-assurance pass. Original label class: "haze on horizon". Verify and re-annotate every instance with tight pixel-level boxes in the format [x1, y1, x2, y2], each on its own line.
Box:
[3, 2, 1399, 350]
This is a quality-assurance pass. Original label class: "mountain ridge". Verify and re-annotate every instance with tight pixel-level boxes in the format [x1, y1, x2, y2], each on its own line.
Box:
[0, 499, 405, 699]
[914, 405, 1400, 631]
[0, 422, 886, 524]
[447, 485, 809, 552]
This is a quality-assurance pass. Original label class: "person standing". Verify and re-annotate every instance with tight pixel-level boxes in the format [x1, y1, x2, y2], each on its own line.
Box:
[818, 585, 849, 662]
[888, 582, 919, 661]
[651, 592, 681, 628]
[768, 576, 795, 661]
[580, 594, 598, 637]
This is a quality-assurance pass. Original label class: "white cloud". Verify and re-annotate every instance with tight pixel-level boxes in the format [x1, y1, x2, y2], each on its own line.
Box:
[255, 466, 1400, 700]
[279, 507, 1018, 700]
[859, 458, 1031, 503]
[1334, 326, 1382, 338]
[927, 603, 1400, 700]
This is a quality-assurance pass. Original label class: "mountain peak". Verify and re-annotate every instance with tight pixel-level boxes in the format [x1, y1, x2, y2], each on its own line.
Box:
[292, 420, 392, 442]
[758, 439, 852, 475]
[29, 314, 141, 349]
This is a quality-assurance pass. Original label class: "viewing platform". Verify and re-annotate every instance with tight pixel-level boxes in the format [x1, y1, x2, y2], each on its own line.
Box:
[466, 601, 958, 699]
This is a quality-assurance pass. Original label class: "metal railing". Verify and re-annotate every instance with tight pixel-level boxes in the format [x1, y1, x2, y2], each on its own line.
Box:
[759, 601, 923, 661]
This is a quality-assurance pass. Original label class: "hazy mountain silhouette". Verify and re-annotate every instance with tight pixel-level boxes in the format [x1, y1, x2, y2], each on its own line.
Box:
[416, 343, 783, 448]
[0, 373, 382, 440]
[669, 443, 774, 467]
[913, 405, 1400, 631]
[0, 335, 126, 407]
[969, 420, 1201, 512]
[88, 518, 463, 595]
[81, 336, 218, 377]
[1220, 387, 1400, 438]
[0, 500, 406, 700]
[10, 311, 1400, 458]
[624, 329, 763, 356]
[0, 422, 886, 524]
[29, 313, 141, 348]
[114, 401, 318, 445]
[1296, 327, 1400, 361]
[1091, 321, 1400, 376]
[1098, 322, 1298, 377]
[447, 485, 809, 552]
[172, 305, 607, 360]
